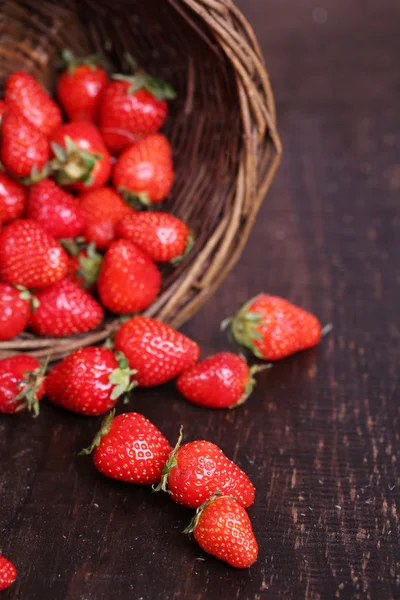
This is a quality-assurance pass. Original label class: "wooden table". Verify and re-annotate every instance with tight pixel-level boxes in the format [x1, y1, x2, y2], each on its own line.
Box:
[2, 1, 399, 598]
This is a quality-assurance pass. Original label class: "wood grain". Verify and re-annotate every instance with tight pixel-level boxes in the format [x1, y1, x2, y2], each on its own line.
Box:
[1, 1, 399, 598]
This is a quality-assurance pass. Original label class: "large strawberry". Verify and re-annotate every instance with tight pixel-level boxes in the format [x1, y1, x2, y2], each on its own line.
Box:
[79, 186, 133, 250]
[46, 347, 136, 416]
[222, 294, 322, 360]
[1, 110, 50, 178]
[50, 122, 111, 191]
[0, 219, 68, 289]
[97, 239, 161, 314]
[65, 242, 103, 291]
[0, 555, 17, 591]
[112, 134, 174, 207]
[0, 172, 28, 224]
[27, 179, 84, 239]
[57, 51, 108, 123]
[185, 493, 258, 569]
[5, 71, 62, 137]
[29, 278, 103, 337]
[0, 355, 46, 416]
[80, 410, 172, 485]
[0, 283, 32, 341]
[114, 316, 200, 386]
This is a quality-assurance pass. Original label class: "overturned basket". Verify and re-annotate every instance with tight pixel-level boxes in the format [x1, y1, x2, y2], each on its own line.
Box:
[0, 0, 281, 362]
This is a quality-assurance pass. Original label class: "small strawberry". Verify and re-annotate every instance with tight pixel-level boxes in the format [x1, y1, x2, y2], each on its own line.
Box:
[114, 316, 200, 386]
[0, 555, 17, 590]
[27, 179, 84, 239]
[50, 122, 111, 191]
[65, 242, 103, 291]
[112, 134, 174, 207]
[0, 283, 32, 341]
[97, 240, 161, 314]
[1, 110, 50, 178]
[0, 219, 68, 289]
[222, 294, 322, 360]
[0, 355, 46, 416]
[79, 186, 133, 250]
[116, 211, 193, 263]
[80, 410, 172, 485]
[5, 71, 62, 137]
[0, 172, 28, 224]
[29, 278, 103, 337]
[57, 50, 108, 123]
[156, 432, 255, 508]
[185, 493, 258, 569]
[46, 347, 136, 416]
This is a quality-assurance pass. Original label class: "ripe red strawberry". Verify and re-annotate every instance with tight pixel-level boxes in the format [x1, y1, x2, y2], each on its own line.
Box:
[0, 555, 17, 591]
[79, 186, 132, 250]
[156, 433, 255, 508]
[185, 493, 258, 569]
[46, 347, 136, 416]
[50, 122, 111, 191]
[29, 278, 103, 337]
[5, 71, 62, 137]
[222, 294, 322, 360]
[27, 179, 84, 239]
[66, 242, 103, 291]
[80, 410, 172, 485]
[0, 283, 32, 341]
[112, 134, 174, 207]
[57, 51, 108, 123]
[114, 316, 200, 386]
[0, 99, 7, 122]
[116, 211, 192, 263]
[97, 239, 161, 314]
[1, 110, 50, 178]
[0, 219, 68, 289]
[0, 355, 46, 416]
[99, 70, 175, 154]
[0, 172, 28, 224]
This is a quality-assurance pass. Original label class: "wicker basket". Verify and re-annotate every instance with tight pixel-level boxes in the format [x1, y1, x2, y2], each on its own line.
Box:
[0, 0, 281, 362]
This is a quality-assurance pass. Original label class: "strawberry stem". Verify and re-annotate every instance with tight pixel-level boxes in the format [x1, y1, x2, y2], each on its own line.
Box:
[51, 137, 102, 187]
[79, 409, 116, 455]
[108, 351, 137, 401]
[183, 491, 225, 535]
[170, 230, 195, 267]
[152, 426, 183, 493]
[13, 357, 48, 417]
[321, 323, 333, 337]
[61, 49, 103, 74]
[118, 187, 152, 210]
[232, 362, 272, 409]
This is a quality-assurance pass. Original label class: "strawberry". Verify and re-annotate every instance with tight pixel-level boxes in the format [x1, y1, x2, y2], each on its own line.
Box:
[116, 211, 193, 263]
[1, 110, 50, 178]
[0, 355, 46, 416]
[0, 172, 28, 223]
[65, 242, 103, 290]
[57, 51, 108, 123]
[29, 278, 103, 337]
[222, 294, 322, 360]
[80, 410, 172, 485]
[185, 493, 258, 569]
[50, 122, 111, 191]
[0, 283, 32, 341]
[79, 186, 132, 250]
[112, 134, 174, 207]
[114, 316, 200, 386]
[0, 99, 7, 122]
[0, 219, 68, 289]
[0, 555, 17, 591]
[156, 431, 255, 508]
[27, 179, 84, 239]
[5, 71, 62, 137]
[99, 69, 175, 154]
[46, 347, 136, 416]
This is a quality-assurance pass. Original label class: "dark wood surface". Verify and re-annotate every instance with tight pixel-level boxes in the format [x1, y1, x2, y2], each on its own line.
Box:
[2, 1, 400, 598]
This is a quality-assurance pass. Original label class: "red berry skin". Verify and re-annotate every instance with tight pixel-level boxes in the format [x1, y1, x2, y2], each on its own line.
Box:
[0, 555, 17, 590]
[92, 412, 172, 484]
[97, 239, 161, 314]
[29, 278, 104, 337]
[99, 81, 167, 154]
[1, 110, 50, 178]
[27, 179, 84, 239]
[57, 65, 108, 123]
[114, 316, 200, 387]
[112, 134, 174, 204]
[0, 100, 7, 121]
[193, 496, 258, 569]
[0, 283, 31, 341]
[5, 71, 62, 137]
[0, 355, 45, 414]
[0, 219, 68, 289]
[0, 172, 28, 223]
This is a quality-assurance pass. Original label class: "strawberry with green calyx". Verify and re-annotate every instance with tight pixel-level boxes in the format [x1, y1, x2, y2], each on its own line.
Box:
[0, 355, 47, 416]
[0, 555, 17, 591]
[65, 241, 103, 291]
